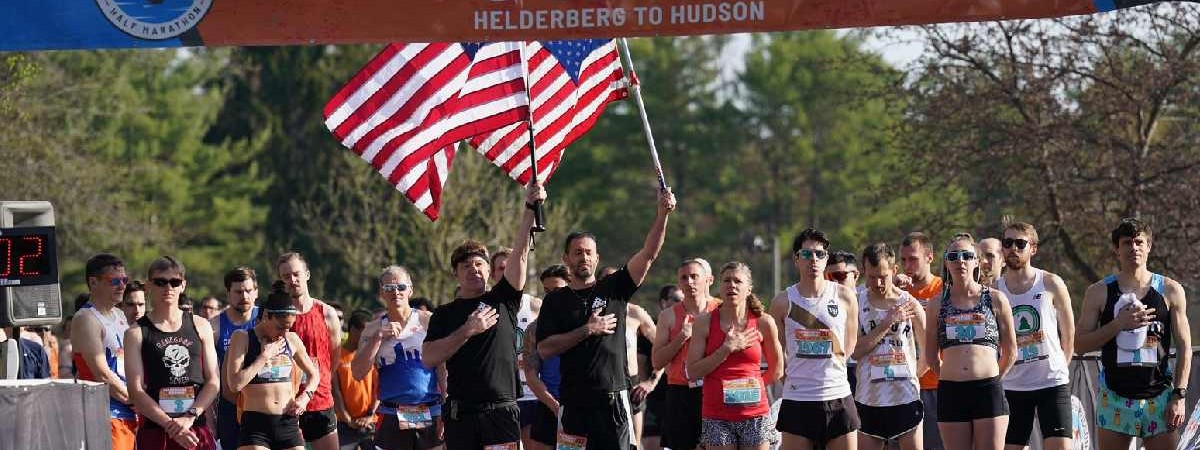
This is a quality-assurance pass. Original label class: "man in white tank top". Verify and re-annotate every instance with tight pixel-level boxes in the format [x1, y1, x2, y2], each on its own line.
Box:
[851, 243, 926, 450]
[995, 223, 1075, 450]
[768, 228, 860, 450]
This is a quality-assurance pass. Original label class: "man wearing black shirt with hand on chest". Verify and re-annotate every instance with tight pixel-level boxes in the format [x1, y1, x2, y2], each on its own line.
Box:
[422, 182, 545, 450]
[537, 188, 677, 450]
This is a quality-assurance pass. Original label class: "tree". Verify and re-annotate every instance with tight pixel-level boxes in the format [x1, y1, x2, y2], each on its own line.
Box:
[896, 3, 1200, 292]
[0, 49, 270, 296]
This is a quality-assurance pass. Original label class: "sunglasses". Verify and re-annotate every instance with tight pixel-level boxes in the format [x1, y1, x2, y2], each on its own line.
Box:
[106, 276, 129, 287]
[826, 271, 857, 283]
[944, 250, 977, 262]
[150, 277, 184, 288]
[796, 249, 829, 260]
[1001, 238, 1031, 250]
[382, 283, 409, 293]
[666, 295, 684, 303]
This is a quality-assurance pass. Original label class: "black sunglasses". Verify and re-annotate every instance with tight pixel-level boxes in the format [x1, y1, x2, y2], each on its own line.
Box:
[1001, 238, 1031, 250]
[150, 277, 184, 288]
[944, 250, 977, 262]
[826, 270, 857, 283]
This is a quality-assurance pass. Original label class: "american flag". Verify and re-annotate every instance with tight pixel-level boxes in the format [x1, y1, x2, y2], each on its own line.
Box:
[471, 39, 628, 184]
[322, 42, 528, 220]
[323, 39, 626, 220]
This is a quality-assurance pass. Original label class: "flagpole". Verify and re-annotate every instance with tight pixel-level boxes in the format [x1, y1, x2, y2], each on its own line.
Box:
[617, 37, 669, 192]
[520, 41, 547, 234]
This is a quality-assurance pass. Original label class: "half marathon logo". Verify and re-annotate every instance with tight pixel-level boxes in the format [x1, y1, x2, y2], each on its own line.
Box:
[96, 0, 213, 40]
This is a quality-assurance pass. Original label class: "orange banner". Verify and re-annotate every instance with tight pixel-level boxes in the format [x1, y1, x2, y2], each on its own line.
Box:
[0, 0, 1165, 51]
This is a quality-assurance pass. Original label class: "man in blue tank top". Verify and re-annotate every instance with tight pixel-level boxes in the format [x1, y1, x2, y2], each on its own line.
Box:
[210, 266, 260, 450]
[352, 265, 444, 450]
[1076, 218, 1191, 450]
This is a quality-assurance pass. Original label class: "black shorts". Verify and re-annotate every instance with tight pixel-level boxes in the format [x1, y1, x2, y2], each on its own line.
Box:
[643, 380, 667, 438]
[663, 384, 703, 450]
[847, 363, 858, 396]
[299, 408, 338, 441]
[530, 401, 558, 446]
[559, 392, 633, 450]
[937, 377, 1009, 422]
[443, 401, 520, 450]
[856, 401, 923, 440]
[240, 411, 306, 449]
[1005, 384, 1072, 445]
[216, 398, 241, 450]
[519, 400, 538, 428]
[374, 413, 444, 450]
[777, 396, 860, 443]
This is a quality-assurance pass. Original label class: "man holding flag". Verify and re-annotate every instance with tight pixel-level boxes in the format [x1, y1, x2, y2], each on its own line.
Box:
[536, 186, 676, 450]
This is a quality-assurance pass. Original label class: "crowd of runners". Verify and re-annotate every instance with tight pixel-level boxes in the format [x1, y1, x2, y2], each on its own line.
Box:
[54, 183, 1191, 450]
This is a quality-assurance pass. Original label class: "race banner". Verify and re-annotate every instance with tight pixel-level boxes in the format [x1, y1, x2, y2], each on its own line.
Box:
[0, 0, 1176, 52]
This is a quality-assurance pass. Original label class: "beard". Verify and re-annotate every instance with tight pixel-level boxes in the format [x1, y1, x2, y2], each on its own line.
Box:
[573, 264, 593, 279]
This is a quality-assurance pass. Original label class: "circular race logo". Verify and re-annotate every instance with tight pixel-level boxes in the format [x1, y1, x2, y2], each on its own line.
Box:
[1012, 305, 1041, 336]
[96, 0, 214, 40]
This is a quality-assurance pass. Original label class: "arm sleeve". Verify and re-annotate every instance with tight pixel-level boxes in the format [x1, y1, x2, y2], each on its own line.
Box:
[425, 307, 451, 342]
[492, 277, 522, 312]
[609, 267, 640, 301]
[535, 299, 566, 342]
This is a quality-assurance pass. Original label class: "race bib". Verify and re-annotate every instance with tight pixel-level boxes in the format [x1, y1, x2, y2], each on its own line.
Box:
[1016, 331, 1048, 364]
[258, 353, 293, 380]
[1117, 335, 1159, 367]
[557, 432, 587, 450]
[722, 378, 762, 405]
[484, 443, 519, 450]
[158, 386, 195, 415]
[867, 352, 911, 382]
[794, 329, 833, 359]
[946, 313, 986, 343]
[395, 405, 433, 429]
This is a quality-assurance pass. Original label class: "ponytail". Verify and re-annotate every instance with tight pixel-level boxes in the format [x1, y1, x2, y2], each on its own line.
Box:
[747, 293, 764, 317]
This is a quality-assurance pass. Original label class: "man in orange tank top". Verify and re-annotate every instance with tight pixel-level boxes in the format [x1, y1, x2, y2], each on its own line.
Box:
[277, 252, 344, 450]
[651, 258, 719, 450]
[898, 232, 944, 450]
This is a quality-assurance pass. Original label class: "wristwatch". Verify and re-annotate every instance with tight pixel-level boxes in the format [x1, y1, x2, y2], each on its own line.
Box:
[1172, 387, 1188, 399]
[184, 406, 201, 418]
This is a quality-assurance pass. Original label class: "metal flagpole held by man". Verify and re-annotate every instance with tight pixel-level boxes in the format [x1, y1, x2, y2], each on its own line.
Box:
[617, 38, 670, 192]
[519, 40, 547, 235]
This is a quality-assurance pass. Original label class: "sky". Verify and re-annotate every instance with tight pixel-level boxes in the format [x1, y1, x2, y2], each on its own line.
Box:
[718, 28, 927, 82]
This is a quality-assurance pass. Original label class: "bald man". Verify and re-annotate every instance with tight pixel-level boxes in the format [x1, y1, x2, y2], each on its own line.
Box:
[978, 238, 1003, 286]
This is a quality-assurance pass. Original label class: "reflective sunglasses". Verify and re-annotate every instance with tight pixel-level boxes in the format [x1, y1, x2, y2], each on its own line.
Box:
[796, 249, 829, 260]
[106, 276, 129, 287]
[944, 250, 977, 262]
[150, 277, 184, 288]
[382, 283, 409, 293]
[825, 270, 857, 283]
[1001, 238, 1031, 250]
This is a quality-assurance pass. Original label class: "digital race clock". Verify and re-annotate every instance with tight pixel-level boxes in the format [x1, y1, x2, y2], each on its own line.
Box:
[0, 226, 58, 287]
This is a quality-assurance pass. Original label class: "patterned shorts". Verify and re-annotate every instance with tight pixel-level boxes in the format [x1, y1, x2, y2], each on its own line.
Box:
[702, 416, 771, 447]
[1096, 383, 1171, 438]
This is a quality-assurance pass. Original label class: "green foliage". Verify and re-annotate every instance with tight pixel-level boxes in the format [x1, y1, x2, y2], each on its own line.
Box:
[0, 49, 269, 297]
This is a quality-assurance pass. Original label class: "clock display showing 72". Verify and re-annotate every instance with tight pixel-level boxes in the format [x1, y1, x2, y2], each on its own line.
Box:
[0, 226, 58, 287]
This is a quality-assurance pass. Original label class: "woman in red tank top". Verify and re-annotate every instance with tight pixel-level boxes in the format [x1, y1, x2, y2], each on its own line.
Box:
[686, 262, 785, 450]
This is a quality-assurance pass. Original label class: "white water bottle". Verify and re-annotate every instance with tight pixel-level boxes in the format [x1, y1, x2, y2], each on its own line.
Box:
[1115, 293, 1148, 351]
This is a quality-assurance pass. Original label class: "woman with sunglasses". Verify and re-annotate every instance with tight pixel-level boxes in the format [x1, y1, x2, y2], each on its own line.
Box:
[925, 233, 1017, 450]
[687, 262, 784, 450]
[351, 265, 446, 450]
[225, 281, 321, 450]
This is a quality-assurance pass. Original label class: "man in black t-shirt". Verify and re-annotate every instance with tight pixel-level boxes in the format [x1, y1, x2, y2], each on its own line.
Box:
[422, 182, 545, 450]
[537, 188, 676, 450]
